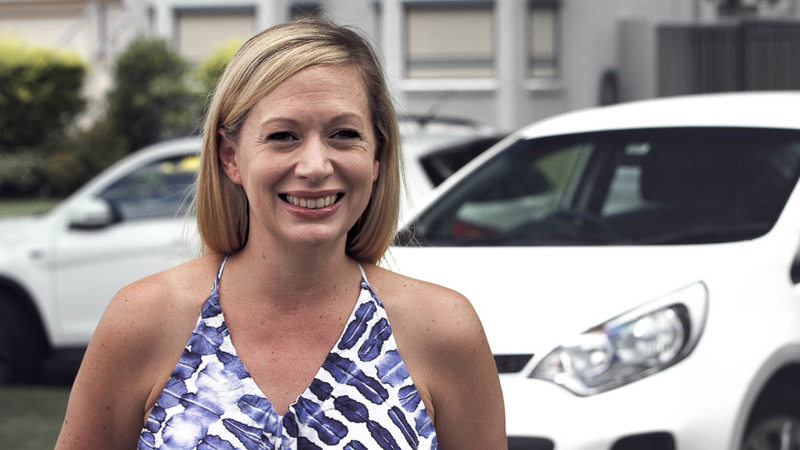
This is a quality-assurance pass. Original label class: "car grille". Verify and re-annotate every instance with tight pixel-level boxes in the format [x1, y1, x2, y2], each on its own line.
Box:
[494, 354, 533, 374]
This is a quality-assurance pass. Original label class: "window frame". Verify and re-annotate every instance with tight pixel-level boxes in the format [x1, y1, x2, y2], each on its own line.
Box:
[526, 0, 561, 80]
[403, 0, 496, 80]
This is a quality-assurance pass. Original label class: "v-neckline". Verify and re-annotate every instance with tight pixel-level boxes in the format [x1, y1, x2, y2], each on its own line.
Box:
[212, 274, 373, 421]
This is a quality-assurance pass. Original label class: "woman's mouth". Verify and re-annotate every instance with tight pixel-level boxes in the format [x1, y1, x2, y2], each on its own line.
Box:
[282, 193, 342, 209]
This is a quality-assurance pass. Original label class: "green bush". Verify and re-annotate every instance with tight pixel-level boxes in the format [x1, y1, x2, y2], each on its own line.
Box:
[0, 152, 45, 197]
[107, 38, 200, 152]
[0, 121, 127, 198]
[0, 40, 87, 152]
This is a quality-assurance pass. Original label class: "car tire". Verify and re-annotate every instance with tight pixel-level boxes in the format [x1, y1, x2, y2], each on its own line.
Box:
[742, 383, 800, 450]
[0, 297, 45, 383]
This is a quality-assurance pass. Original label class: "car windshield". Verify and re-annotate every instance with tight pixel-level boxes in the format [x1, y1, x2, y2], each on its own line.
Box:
[419, 135, 505, 187]
[398, 127, 800, 246]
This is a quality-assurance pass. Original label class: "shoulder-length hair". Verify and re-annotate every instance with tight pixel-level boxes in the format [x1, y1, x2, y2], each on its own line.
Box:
[195, 18, 401, 264]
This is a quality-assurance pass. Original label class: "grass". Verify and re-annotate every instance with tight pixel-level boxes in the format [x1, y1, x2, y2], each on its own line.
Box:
[0, 386, 70, 449]
[0, 198, 60, 218]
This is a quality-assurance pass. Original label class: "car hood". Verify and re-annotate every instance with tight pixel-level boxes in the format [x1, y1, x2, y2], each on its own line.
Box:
[385, 242, 755, 356]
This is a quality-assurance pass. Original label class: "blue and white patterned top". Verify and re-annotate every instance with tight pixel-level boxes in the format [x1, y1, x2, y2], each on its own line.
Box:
[138, 258, 438, 449]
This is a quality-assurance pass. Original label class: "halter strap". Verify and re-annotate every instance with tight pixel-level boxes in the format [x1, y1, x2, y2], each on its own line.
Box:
[212, 255, 229, 292]
[357, 262, 369, 284]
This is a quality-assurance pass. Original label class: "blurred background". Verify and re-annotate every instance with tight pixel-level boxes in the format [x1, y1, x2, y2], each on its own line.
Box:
[2, 0, 800, 208]
[2, 0, 800, 448]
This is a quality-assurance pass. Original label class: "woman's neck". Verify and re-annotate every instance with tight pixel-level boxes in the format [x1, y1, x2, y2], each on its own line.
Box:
[228, 237, 358, 305]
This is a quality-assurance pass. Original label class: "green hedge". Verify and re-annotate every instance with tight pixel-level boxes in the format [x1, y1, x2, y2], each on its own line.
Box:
[0, 40, 87, 151]
[0, 36, 240, 198]
[0, 152, 45, 196]
[0, 121, 126, 198]
[39, 120, 128, 197]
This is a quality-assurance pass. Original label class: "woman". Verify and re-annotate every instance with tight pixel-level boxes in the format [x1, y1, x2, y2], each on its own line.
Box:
[57, 18, 505, 449]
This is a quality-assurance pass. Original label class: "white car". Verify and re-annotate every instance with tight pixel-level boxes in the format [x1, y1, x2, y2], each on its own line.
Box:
[0, 138, 200, 383]
[0, 117, 496, 382]
[388, 92, 800, 449]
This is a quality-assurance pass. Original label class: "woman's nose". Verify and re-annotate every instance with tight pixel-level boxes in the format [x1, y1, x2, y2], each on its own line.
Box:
[295, 137, 334, 181]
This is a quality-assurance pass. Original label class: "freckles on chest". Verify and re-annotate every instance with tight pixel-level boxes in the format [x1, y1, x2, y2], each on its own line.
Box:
[229, 309, 350, 399]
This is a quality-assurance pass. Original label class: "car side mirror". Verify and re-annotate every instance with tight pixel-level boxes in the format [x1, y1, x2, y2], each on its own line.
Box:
[68, 198, 115, 230]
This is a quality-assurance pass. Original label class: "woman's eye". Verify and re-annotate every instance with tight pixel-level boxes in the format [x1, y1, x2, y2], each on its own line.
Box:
[332, 129, 361, 140]
[267, 132, 296, 142]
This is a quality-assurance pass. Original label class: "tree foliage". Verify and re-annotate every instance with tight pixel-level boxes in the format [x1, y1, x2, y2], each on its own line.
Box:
[106, 37, 199, 152]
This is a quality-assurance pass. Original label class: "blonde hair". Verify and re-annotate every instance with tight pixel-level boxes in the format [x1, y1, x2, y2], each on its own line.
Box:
[195, 18, 401, 264]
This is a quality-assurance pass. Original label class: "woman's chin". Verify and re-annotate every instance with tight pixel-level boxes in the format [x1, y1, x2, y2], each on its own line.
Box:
[283, 226, 348, 251]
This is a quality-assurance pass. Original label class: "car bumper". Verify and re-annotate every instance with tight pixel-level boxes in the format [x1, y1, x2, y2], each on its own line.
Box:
[501, 364, 739, 450]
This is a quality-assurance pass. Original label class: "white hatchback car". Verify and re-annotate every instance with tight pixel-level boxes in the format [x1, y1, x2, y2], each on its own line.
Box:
[388, 92, 800, 450]
[0, 117, 496, 383]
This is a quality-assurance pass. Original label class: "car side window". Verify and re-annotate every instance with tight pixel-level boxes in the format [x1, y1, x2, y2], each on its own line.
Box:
[601, 166, 644, 215]
[401, 127, 800, 247]
[99, 154, 198, 222]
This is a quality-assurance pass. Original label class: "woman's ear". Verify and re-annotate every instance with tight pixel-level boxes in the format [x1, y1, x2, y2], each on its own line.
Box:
[218, 129, 242, 185]
[372, 159, 380, 183]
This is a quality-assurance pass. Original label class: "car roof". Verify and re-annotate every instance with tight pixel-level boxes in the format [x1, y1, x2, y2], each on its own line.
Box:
[136, 136, 202, 156]
[520, 91, 800, 139]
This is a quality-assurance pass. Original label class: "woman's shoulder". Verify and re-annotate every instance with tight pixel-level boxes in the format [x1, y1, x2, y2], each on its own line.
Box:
[97, 254, 224, 357]
[89, 254, 225, 393]
[120, 254, 223, 299]
[110, 254, 222, 319]
[364, 264, 486, 352]
[367, 265, 466, 306]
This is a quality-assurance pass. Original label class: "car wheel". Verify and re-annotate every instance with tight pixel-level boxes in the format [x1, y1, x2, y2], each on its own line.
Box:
[0, 298, 44, 383]
[742, 384, 800, 450]
[743, 416, 800, 450]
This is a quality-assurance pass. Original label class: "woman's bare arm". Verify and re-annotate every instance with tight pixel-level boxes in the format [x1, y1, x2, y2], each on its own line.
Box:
[422, 288, 506, 449]
[56, 279, 164, 449]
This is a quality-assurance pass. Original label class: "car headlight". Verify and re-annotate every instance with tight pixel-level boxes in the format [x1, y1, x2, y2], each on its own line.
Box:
[530, 282, 708, 396]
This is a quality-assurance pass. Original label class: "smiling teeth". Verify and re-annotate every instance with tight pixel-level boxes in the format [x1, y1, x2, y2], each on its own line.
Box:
[286, 194, 337, 209]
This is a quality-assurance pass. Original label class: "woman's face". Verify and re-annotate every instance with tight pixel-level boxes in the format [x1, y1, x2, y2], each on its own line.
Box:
[219, 64, 379, 253]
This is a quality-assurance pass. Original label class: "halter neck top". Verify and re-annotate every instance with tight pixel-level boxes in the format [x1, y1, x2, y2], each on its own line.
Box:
[138, 257, 438, 449]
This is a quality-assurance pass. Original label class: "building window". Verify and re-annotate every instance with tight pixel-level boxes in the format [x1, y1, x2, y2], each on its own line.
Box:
[176, 8, 255, 63]
[529, 2, 558, 78]
[405, 3, 494, 79]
